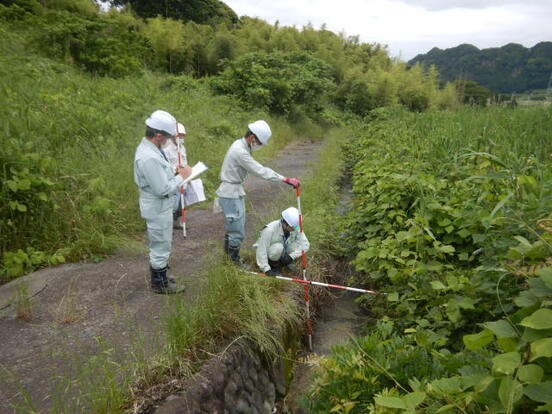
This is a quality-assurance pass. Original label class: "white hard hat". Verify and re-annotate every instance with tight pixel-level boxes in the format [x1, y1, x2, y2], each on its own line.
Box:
[282, 207, 300, 229]
[146, 110, 177, 136]
[248, 120, 272, 145]
[177, 122, 186, 135]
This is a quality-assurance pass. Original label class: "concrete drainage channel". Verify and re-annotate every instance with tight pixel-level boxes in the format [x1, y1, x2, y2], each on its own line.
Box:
[152, 285, 368, 414]
[154, 337, 289, 414]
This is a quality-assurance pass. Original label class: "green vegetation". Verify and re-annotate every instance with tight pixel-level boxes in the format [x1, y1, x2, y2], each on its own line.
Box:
[109, 0, 239, 26]
[308, 106, 552, 413]
[11, 1, 550, 411]
[410, 42, 552, 93]
[0, 0, 458, 280]
[5, 125, 347, 413]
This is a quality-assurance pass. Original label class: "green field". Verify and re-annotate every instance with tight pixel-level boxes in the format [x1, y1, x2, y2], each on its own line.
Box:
[308, 106, 552, 413]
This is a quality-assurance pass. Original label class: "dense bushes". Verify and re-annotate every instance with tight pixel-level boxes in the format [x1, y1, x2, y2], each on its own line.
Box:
[0, 0, 460, 278]
[309, 107, 552, 412]
[212, 51, 335, 118]
[0, 0, 460, 115]
[0, 26, 283, 280]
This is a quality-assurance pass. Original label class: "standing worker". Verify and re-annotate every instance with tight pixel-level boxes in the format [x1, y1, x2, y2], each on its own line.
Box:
[254, 207, 310, 275]
[215, 120, 300, 264]
[134, 110, 192, 294]
[162, 122, 188, 229]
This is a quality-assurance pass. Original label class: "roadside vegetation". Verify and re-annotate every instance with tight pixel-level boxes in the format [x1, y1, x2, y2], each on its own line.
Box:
[5, 125, 348, 413]
[307, 106, 552, 413]
[4, 1, 550, 413]
[0, 0, 461, 280]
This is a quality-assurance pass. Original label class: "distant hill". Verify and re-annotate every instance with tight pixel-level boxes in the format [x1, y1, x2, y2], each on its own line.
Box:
[409, 42, 552, 93]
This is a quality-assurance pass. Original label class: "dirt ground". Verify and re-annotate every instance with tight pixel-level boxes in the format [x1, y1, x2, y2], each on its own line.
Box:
[0, 139, 323, 413]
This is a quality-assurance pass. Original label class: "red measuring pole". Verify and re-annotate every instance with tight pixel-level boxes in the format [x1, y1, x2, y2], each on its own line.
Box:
[177, 140, 187, 237]
[295, 185, 313, 351]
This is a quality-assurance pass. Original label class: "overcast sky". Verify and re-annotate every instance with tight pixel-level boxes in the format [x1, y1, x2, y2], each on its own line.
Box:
[222, 0, 552, 60]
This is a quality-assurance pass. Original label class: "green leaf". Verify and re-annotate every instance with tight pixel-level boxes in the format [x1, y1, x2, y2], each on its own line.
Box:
[431, 280, 447, 290]
[387, 292, 399, 302]
[464, 329, 494, 350]
[515, 290, 538, 307]
[16, 203, 27, 212]
[440, 245, 455, 254]
[497, 337, 519, 352]
[522, 328, 552, 342]
[524, 381, 552, 403]
[37, 192, 48, 202]
[528, 278, 552, 298]
[403, 392, 426, 410]
[457, 228, 471, 239]
[457, 296, 475, 310]
[492, 352, 521, 376]
[518, 364, 544, 383]
[490, 192, 514, 218]
[483, 320, 518, 339]
[498, 377, 523, 411]
[530, 338, 552, 361]
[374, 396, 406, 409]
[18, 178, 31, 190]
[520, 309, 552, 330]
[539, 268, 552, 289]
[7, 180, 18, 192]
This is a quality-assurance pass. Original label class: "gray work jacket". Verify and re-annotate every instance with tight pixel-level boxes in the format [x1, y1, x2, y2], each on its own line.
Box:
[134, 138, 184, 220]
[254, 220, 310, 272]
[216, 138, 284, 199]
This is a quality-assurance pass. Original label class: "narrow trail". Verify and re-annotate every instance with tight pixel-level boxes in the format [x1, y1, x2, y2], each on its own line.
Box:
[0, 138, 323, 413]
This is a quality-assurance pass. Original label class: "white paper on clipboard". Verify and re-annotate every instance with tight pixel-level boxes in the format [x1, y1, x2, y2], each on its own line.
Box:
[182, 161, 208, 184]
[183, 179, 206, 206]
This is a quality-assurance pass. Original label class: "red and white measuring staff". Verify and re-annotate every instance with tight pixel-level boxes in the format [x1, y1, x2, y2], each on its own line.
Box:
[246, 270, 381, 295]
[177, 139, 187, 237]
[295, 184, 315, 351]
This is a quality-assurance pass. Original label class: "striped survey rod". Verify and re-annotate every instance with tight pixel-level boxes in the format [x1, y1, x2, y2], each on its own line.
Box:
[245, 270, 381, 295]
[295, 184, 313, 351]
[177, 140, 187, 237]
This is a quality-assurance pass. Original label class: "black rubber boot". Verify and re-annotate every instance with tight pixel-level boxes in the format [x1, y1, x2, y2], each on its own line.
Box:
[150, 266, 180, 294]
[228, 245, 241, 263]
[269, 259, 283, 272]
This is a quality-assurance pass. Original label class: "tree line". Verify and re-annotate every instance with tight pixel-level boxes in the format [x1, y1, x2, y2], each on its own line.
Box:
[1, 0, 461, 119]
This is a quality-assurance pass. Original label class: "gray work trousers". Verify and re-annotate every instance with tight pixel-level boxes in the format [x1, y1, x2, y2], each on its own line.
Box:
[145, 209, 173, 269]
[219, 197, 246, 248]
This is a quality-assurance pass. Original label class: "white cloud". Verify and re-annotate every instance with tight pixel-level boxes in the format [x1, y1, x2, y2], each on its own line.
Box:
[387, 0, 545, 11]
[222, 0, 552, 59]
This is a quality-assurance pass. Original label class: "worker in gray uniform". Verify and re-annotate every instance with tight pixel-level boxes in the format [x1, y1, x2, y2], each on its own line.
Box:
[254, 207, 310, 275]
[215, 120, 300, 264]
[134, 110, 192, 294]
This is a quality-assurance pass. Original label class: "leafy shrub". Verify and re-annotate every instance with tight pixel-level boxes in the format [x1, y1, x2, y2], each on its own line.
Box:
[212, 51, 335, 119]
[310, 107, 552, 412]
[307, 323, 448, 413]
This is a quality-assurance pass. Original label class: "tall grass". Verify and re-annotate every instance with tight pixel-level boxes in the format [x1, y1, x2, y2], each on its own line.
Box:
[0, 27, 310, 279]
[392, 106, 552, 167]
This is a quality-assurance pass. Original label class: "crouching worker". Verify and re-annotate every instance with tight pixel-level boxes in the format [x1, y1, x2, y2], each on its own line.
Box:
[254, 207, 310, 276]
